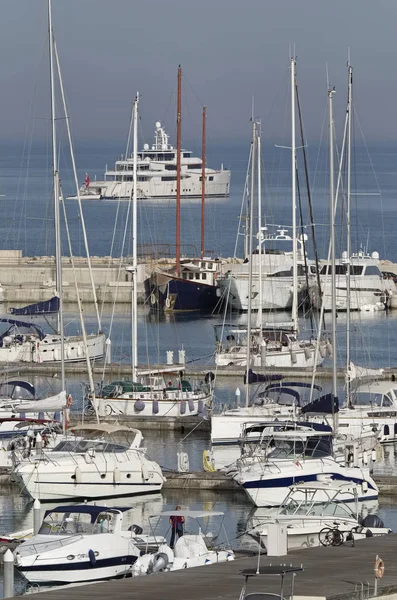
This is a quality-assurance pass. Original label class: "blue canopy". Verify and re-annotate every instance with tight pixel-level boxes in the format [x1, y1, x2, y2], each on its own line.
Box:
[0, 318, 45, 340]
[301, 394, 339, 415]
[244, 369, 283, 385]
[44, 505, 131, 523]
[8, 296, 59, 316]
[0, 380, 35, 398]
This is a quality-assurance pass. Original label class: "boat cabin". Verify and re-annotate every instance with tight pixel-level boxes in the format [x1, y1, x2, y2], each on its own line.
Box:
[38, 505, 128, 536]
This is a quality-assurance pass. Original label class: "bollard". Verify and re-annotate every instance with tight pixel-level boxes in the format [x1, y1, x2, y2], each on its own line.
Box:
[33, 498, 41, 535]
[3, 549, 14, 598]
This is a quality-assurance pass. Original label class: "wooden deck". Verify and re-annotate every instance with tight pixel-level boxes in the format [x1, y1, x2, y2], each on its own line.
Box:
[14, 532, 397, 600]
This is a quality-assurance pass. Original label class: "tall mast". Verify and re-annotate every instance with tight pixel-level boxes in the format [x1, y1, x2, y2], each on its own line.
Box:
[201, 106, 206, 258]
[291, 57, 298, 333]
[132, 93, 139, 381]
[245, 120, 256, 408]
[257, 123, 263, 331]
[48, 0, 65, 390]
[329, 86, 338, 427]
[346, 65, 353, 405]
[175, 65, 182, 276]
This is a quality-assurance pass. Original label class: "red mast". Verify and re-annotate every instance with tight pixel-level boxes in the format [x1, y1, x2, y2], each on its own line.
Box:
[175, 65, 182, 276]
[201, 105, 206, 258]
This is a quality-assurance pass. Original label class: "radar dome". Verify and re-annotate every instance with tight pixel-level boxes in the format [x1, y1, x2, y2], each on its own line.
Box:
[143, 143, 149, 151]
[371, 251, 379, 260]
[341, 251, 348, 260]
[155, 121, 161, 129]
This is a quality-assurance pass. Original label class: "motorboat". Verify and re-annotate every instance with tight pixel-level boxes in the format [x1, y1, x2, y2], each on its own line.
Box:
[338, 379, 397, 443]
[309, 251, 395, 312]
[68, 121, 230, 201]
[216, 229, 315, 312]
[10, 424, 165, 501]
[93, 367, 212, 418]
[231, 422, 379, 507]
[131, 509, 234, 575]
[214, 323, 327, 368]
[247, 481, 391, 551]
[15, 504, 162, 584]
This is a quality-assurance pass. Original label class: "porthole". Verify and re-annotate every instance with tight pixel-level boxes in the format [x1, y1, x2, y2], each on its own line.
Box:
[101, 474, 106, 479]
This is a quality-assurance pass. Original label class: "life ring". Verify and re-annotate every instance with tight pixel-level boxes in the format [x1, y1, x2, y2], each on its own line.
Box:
[67, 394, 73, 407]
[165, 297, 171, 309]
[374, 556, 384, 579]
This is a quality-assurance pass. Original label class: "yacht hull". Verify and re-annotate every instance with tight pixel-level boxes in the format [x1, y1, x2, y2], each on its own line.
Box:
[145, 275, 223, 312]
[97, 394, 210, 418]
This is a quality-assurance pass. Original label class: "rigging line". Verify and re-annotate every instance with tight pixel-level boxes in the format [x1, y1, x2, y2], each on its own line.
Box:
[295, 165, 314, 330]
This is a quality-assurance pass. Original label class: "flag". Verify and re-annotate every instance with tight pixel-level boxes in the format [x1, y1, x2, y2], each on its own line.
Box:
[85, 172, 90, 188]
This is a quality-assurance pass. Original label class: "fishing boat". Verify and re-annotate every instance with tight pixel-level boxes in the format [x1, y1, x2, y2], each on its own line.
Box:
[10, 424, 165, 501]
[68, 120, 230, 201]
[15, 504, 156, 584]
[247, 481, 390, 551]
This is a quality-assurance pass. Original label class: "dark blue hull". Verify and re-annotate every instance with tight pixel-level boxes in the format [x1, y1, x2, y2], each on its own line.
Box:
[145, 276, 224, 312]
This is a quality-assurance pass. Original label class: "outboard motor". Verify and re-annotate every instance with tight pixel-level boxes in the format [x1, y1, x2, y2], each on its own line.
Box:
[148, 552, 169, 574]
[361, 515, 385, 529]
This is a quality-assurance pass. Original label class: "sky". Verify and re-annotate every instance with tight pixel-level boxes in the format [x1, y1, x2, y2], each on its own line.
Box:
[1, 0, 397, 147]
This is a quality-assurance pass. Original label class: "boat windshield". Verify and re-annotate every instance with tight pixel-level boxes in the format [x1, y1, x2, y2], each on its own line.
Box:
[38, 510, 117, 536]
[52, 439, 129, 453]
[350, 392, 393, 408]
[278, 490, 355, 518]
[267, 436, 333, 459]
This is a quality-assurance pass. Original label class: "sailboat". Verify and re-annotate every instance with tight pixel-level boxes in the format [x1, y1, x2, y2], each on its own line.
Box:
[0, 2, 106, 364]
[144, 68, 224, 313]
[214, 58, 327, 369]
[92, 95, 212, 419]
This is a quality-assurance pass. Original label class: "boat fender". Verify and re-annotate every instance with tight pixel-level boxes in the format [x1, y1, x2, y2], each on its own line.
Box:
[165, 296, 171, 309]
[319, 344, 327, 359]
[150, 293, 157, 305]
[180, 400, 186, 415]
[134, 400, 145, 412]
[88, 549, 97, 567]
[198, 399, 204, 415]
[204, 371, 215, 384]
[152, 400, 159, 414]
[290, 351, 297, 364]
[113, 467, 121, 484]
[142, 463, 150, 481]
[149, 552, 169, 573]
[85, 449, 95, 464]
[304, 347, 312, 360]
[74, 466, 82, 484]
[67, 394, 73, 407]
[188, 398, 195, 412]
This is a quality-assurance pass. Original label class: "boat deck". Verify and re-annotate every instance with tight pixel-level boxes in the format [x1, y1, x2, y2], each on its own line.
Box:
[13, 532, 397, 600]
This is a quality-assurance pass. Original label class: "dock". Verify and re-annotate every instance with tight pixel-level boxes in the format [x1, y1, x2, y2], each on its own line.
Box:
[12, 531, 397, 600]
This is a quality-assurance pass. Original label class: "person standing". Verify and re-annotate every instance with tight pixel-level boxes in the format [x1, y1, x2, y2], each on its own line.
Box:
[169, 505, 184, 548]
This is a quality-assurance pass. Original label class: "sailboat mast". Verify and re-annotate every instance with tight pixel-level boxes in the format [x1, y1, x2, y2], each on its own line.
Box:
[176, 66, 182, 276]
[132, 93, 139, 381]
[257, 124, 263, 331]
[48, 0, 65, 389]
[291, 57, 298, 333]
[329, 87, 338, 418]
[245, 120, 256, 408]
[346, 65, 353, 405]
[201, 106, 206, 258]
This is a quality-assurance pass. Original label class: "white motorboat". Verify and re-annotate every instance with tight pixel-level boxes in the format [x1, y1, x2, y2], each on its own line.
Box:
[68, 121, 230, 201]
[310, 251, 395, 312]
[132, 509, 234, 575]
[338, 379, 397, 443]
[216, 229, 314, 312]
[15, 504, 162, 584]
[247, 481, 391, 551]
[231, 422, 379, 507]
[10, 424, 165, 501]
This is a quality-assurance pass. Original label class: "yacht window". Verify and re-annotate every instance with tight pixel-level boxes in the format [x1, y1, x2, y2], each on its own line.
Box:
[351, 392, 383, 407]
[188, 164, 202, 169]
[189, 273, 194, 280]
[195, 273, 200, 280]
[94, 512, 115, 534]
[202, 273, 207, 280]
[183, 152, 191, 158]
[350, 265, 364, 275]
[382, 394, 393, 407]
[161, 176, 177, 181]
[137, 176, 148, 182]
[209, 176, 214, 181]
[39, 511, 93, 535]
[165, 164, 176, 171]
[364, 265, 382, 276]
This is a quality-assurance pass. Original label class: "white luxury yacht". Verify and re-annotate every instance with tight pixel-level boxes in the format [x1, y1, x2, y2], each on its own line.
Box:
[310, 251, 395, 312]
[70, 122, 230, 201]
